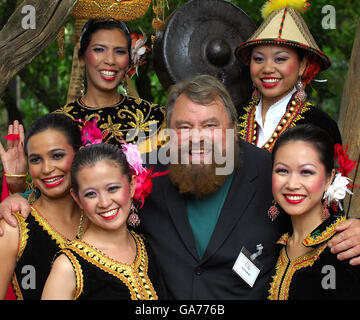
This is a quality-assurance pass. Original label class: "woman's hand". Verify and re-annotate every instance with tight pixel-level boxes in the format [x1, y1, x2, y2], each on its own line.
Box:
[0, 120, 28, 193]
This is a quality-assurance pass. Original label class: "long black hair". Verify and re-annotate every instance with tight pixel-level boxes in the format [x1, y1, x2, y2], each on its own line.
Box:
[78, 19, 132, 66]
[24, 113, 82, 156]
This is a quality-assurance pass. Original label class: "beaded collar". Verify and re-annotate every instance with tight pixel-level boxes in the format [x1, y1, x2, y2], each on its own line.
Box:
[237, 92, 311, 152]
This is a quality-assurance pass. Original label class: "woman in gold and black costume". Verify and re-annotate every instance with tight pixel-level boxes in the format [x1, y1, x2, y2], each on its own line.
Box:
[42, 143, 168, 300]
[0, 114, 85, 300]
[268, 124, 360, 300]
[1, 19, 166, 195]
[54, 18, 166, 152]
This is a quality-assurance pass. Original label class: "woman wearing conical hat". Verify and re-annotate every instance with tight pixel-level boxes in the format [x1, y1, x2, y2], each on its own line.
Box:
[235, 0, 342, 152]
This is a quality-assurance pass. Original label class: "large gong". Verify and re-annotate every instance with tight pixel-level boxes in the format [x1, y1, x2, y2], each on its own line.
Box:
[153, 0, 257, 109]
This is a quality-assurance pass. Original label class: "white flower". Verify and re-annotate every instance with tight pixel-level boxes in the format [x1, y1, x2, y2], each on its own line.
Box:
[323, 173, 353, 210]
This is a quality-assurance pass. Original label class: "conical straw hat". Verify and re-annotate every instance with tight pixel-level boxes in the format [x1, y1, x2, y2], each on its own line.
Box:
[235, 7, 330, 71]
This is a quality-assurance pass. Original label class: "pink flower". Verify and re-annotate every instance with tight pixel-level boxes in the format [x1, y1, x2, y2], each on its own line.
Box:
[80, 117, 103, 146]
[122, 142, 145, 175]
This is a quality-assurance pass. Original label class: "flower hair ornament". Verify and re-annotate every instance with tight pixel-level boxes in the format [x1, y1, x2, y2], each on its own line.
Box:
[127, 28, 149, 78]
[121, 141, 169, 227]
[121, 141, 168, 208]
[78, 121, 168, 226]
[323, 144, 358, 212]
[78, 117, 107, 147]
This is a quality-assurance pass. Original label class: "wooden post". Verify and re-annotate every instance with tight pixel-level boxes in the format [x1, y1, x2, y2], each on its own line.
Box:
[338, 19, 360, 218]
[0, 0, 78, 97]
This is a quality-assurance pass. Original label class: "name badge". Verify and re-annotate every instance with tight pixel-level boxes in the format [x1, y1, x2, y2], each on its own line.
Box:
[232, 246, 263, 287]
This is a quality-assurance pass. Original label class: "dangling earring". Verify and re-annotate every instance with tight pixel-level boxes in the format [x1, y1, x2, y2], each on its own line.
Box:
[251, 84, 260, 104]
[120, 77, 129, 96]
[127, 202, 140, 227]
[28, 180, 37, 204]
[322, 198, 330, 221]
[80, 65, 86, 97]
[294, 77, 307, 105]
[268, 200, 280, 221]
[76, 210, 85, 240]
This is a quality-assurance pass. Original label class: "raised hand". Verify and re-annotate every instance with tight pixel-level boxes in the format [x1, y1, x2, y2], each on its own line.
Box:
[0, 120, 28, 193]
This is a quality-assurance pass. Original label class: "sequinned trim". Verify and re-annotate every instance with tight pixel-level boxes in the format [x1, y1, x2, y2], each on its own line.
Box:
[237, 99, 257, 142]
[268, 240, 328, 300]
[303, 216, 346, 247]
[11, 274, 23, 300]
[30, 206, 69, 249]
[67, 231, 158, 300]
[237, 96, 312, 151]
[61, 249, 84, 300]
[54, 97, 166, 154]
[72, 0, 151, 21]
[13, 212, 29, 262]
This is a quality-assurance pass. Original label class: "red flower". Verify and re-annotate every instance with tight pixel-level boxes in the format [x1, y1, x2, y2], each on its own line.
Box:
[133, 168, 153, 208]
[334, 144, 357, 177]
[132, 168, 169, 208]
[80, 117, 103, 146]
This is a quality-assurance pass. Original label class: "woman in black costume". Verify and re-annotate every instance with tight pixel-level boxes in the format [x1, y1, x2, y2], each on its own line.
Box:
[42, 143, 168, 300]
[0, 114, 85, 299]
[268, 124, 360, 300]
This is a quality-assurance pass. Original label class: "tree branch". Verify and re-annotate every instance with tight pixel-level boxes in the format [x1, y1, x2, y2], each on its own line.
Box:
[0, 0, 78, 97]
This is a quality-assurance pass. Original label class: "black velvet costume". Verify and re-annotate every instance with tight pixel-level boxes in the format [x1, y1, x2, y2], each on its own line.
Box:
[58, 231, 168, 300]
[54, 95, 166, 152]
[268, 214, 360, 300]
[237, 92, 342, 152]
[11, 207, 69, 300]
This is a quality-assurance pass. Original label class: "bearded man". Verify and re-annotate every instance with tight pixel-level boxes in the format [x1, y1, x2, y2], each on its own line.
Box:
[140, 75, 285, 299]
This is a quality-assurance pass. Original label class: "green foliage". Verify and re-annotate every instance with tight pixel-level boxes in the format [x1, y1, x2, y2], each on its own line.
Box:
[1, 0, 359, 128]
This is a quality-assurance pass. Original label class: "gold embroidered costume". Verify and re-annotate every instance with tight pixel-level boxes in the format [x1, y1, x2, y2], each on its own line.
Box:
[268, 214, 360, 300]
[58, 231, 167, 300]
[11, 207, 69, 300]
[54, 95, 167, 153]
[237, 93, 342, 152]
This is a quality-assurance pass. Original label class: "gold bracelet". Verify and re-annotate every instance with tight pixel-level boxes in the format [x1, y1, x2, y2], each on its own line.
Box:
[4, 172, 28, 178]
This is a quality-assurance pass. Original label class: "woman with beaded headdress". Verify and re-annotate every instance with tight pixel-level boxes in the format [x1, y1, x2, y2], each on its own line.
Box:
[235, 0, 342, 152]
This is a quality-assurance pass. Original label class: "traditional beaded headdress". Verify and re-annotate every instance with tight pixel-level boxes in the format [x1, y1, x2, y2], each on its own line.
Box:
[235, 0, 330, 72]
[66, 0, 151, 102]
[72, 0, 151, 21]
